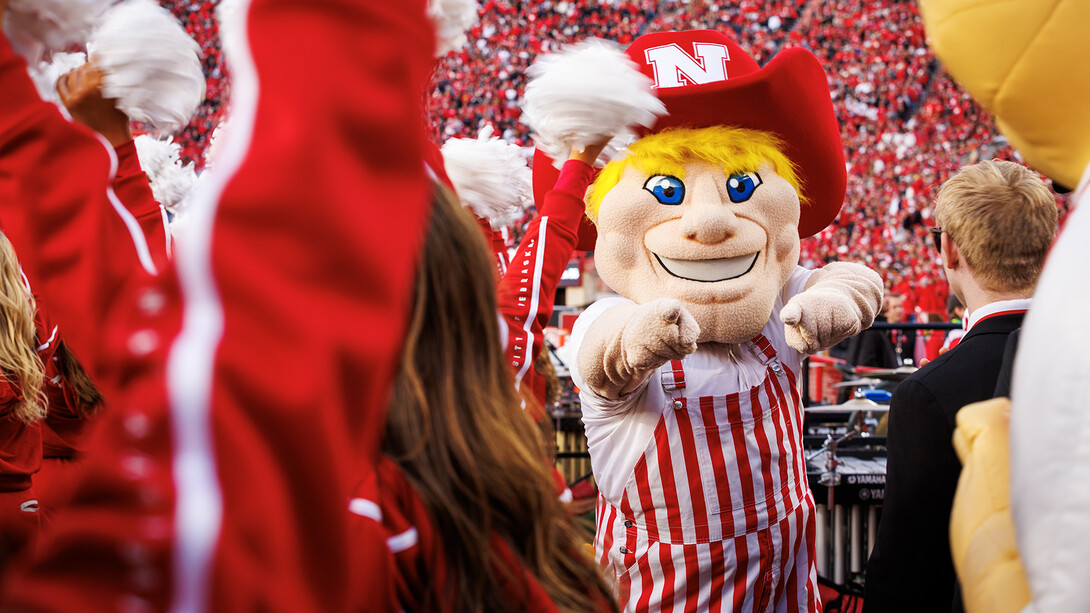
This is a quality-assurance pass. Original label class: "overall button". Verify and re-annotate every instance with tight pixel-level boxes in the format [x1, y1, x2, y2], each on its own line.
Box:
[127, 330, 159, 357]
[619, 546, 629, 554]
[672, 400, 683, 410]
[624, 520, 634, 528]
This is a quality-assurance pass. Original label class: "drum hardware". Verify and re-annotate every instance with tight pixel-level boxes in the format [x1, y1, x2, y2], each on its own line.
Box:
[803, 397, 889, 414]
[813, 431, 856, 490]
[831, 378, 884, 388]
[810, 429, 854, 584]
[807, 428, 887, 586]
[805, 391, 891, 438]
[856, 365, 918, 381]
[848, 391, 885, 437]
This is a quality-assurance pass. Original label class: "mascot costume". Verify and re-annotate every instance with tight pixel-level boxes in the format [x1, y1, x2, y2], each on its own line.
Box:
[916, 1, 1090, 612]
[526, 29, 884, 610]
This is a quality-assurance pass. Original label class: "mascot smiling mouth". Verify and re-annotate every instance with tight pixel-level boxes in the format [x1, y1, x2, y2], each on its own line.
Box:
[653, 252, 759, 283]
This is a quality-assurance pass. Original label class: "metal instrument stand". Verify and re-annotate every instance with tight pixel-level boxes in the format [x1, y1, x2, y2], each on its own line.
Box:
[809, 429, 856, 583]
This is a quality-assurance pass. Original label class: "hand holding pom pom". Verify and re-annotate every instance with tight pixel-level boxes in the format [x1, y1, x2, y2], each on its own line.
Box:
[90, 0, 205, 135]
[56, 60, 132, 147]
[521, 38, 666, 168]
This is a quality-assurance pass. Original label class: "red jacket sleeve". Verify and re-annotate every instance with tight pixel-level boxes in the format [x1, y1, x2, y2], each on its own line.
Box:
[497, 159, 594, 411]
[0, 1, 435, 611]
[193, 1, 433, 608]
[0, 33, 158, 377]
[112, 139, 171, 267]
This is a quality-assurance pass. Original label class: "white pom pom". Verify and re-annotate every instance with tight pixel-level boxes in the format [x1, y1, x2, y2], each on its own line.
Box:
[134, 134, 198, 214]
[90, 0, 205, 135]
[427, 0, 478, 57]
[170, 207, 191, 239]
[441, 125, 533, 229]
[28, 52, 88, 107]
[202, 119, 230, 169]
[5, 0, 112, 57]
[521, 38, 666, 167]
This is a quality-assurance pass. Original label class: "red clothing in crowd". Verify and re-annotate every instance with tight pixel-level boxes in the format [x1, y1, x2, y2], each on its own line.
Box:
[351, 458, 592, 613]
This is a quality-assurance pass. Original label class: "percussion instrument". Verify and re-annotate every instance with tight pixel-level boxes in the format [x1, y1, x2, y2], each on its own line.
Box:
[806, 438, 886, 586]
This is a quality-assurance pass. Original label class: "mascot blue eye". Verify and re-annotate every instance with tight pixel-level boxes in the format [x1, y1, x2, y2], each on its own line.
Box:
[726, 172, 763, 203]
[643, 175, 685, 205]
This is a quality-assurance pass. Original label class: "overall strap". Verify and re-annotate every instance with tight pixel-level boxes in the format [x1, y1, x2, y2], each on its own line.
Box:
[745, 333, 784, 376]
[660, 359, 687, 393]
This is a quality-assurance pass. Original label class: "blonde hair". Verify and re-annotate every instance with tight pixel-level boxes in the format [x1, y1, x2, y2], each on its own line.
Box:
[935, 160, 1057, 292]
[586, 126, 804, 220]
[0, 233, 46, 423]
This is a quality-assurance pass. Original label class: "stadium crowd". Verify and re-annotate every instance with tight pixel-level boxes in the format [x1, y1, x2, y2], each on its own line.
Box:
[163, 0, 1069, 318]
[162, 0, 228, 166]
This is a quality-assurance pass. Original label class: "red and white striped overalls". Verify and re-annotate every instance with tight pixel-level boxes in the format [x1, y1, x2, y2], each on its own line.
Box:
[593, 333, 821, 612]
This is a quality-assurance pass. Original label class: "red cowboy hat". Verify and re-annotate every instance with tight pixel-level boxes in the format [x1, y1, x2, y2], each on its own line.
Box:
[624, 29, 846, 238]
[531, 30, 844, 243]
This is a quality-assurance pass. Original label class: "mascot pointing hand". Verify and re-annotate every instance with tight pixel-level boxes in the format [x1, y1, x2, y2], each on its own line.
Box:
[530, 30, 884, 611]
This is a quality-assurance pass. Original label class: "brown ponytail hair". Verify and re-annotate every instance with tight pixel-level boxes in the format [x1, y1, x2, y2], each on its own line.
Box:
[381, 183, 615, 612]
[52, 341, 103, 418]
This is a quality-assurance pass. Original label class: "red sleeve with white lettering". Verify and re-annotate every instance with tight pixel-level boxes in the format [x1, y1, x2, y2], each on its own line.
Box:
[490, 227, 510, 275]
[497, 159, 594, 414]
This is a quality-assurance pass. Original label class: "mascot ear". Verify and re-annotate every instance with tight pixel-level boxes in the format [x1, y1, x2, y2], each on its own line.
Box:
[427, 0, 479, 57]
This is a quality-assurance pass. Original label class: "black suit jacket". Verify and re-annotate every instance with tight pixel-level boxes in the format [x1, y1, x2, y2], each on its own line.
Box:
[863, 312, 1025, 613]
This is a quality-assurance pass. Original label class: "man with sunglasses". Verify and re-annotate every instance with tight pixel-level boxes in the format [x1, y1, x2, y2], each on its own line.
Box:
[864, 159, 1057, 613]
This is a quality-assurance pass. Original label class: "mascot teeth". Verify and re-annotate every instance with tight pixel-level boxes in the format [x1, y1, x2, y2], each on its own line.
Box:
[654, 253, 758, 282]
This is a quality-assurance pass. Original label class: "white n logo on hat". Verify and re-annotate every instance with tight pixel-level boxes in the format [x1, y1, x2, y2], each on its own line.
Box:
[644, 43, 730, 89]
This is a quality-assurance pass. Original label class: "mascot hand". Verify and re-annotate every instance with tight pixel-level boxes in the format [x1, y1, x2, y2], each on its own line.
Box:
[577, 298, 699, 400]
[621, 298, 699, 371]
[781, 262, 883, 354]
[950, 398, 1031, 613]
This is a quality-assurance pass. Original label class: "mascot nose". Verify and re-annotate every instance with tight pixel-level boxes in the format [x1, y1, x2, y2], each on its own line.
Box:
[679, 191, 738, 244]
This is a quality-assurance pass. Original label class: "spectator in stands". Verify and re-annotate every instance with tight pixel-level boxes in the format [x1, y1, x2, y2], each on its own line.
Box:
[847, 292, 910, 370]
[864, 159, 1058, 613]
[942, 294, 965, 351]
